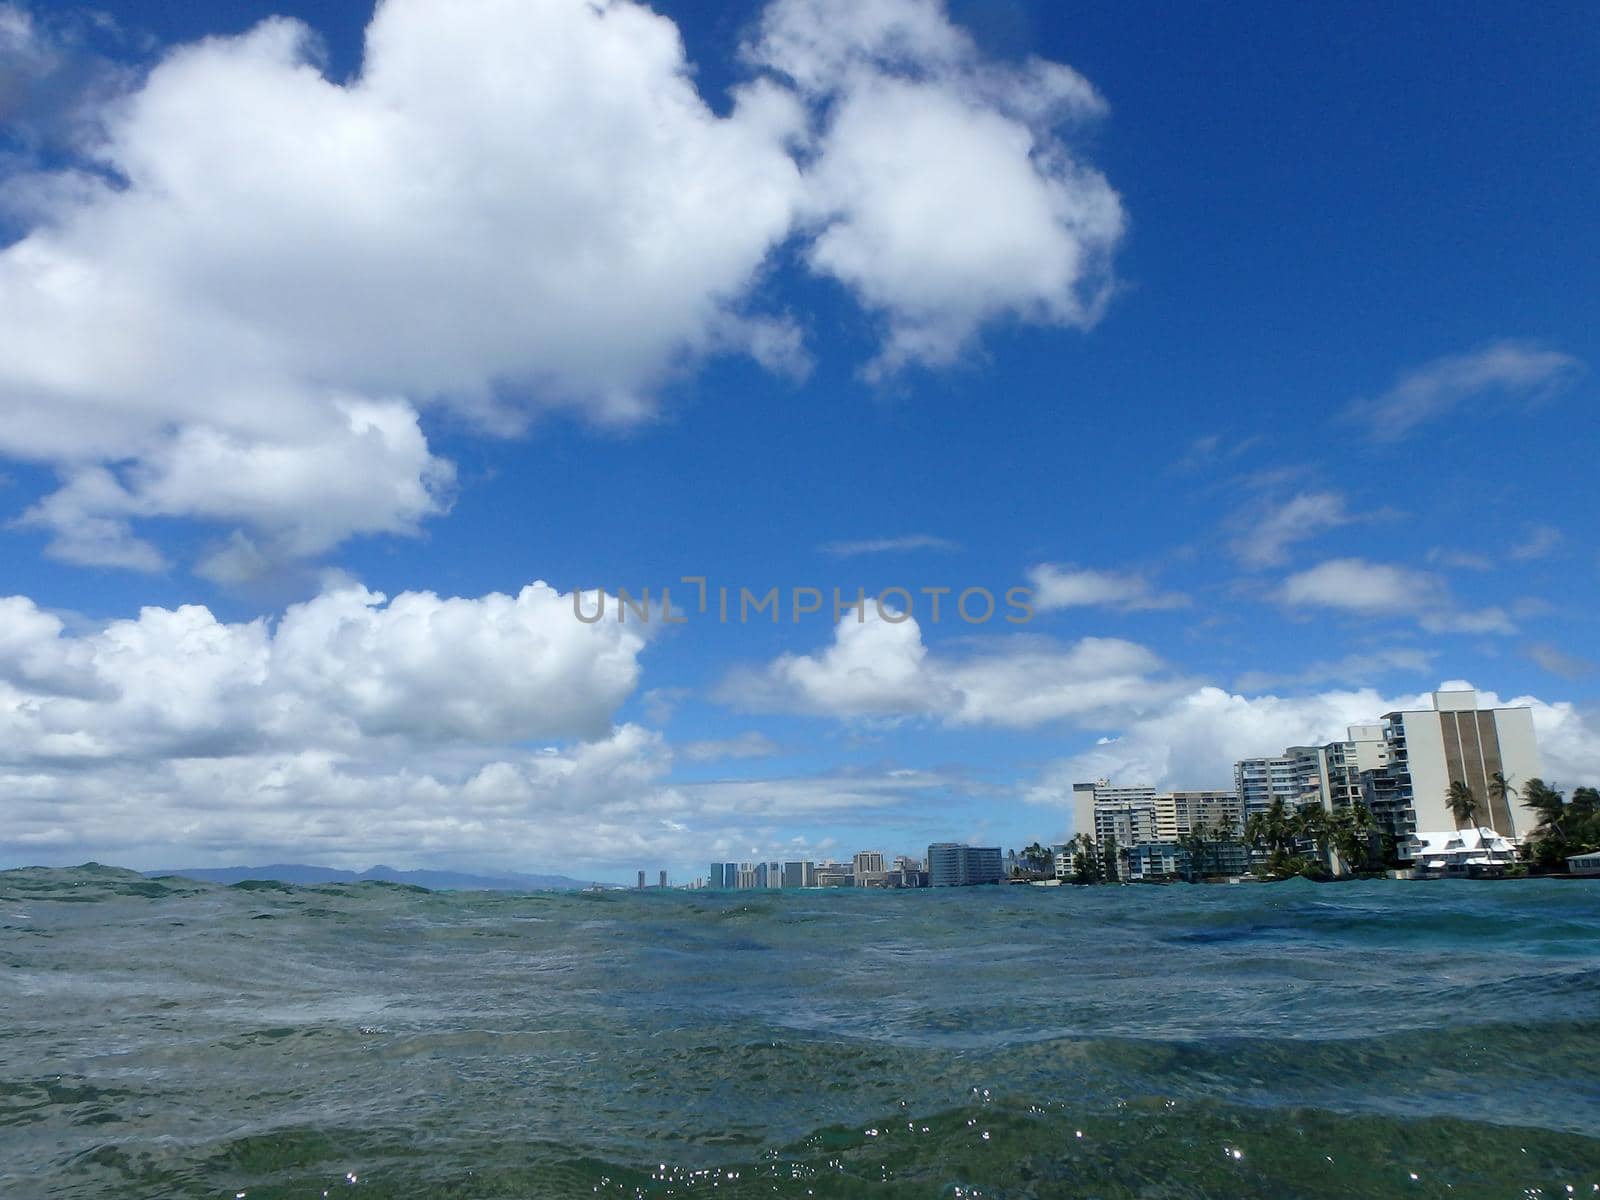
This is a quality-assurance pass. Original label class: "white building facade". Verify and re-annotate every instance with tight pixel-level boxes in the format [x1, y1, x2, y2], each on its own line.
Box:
[1379, 690, 1540, 837]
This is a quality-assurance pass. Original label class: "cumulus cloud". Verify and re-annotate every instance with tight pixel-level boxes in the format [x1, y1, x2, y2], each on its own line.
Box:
[1027, 563, 1188, 612]
[0, 4, 139, 160]
[718, 609, 1185, 728]
[1277, 557, 1514, 635]
[1, 718, 954, 871]
[0, 0, 1126, 575]
[0, 582, 977, 869]
[0, 581, 649, 763]
[1346, 341, 1582, 442]
[747, 0, 1124, 376]
[1, 724, 679, 869]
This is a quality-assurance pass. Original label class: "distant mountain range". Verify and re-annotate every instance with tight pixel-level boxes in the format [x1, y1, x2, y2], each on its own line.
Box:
[145, 863, 604, 891]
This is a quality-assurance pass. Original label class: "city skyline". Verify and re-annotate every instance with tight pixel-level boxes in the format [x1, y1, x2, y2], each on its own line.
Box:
[0, 0, 1596, 885]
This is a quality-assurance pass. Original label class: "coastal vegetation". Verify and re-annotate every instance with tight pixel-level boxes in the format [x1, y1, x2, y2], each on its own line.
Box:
[1520, 778, 1600, 869]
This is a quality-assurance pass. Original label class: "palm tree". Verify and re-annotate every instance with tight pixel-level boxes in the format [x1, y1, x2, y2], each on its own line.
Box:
[1022, 841, 1053, 875]
[1178, 818, 1211, 883]
[1445, 781, 1494, 858]
[1293, 805, 1332, 871]
[1570, 788, 1600, 855]
[1487, 771, 1517, 833]
[1446, 780, 1481, 830]
[1067, 834, 1102, 884]
[1331, 801, 1377, 875]
[1521, 778, 1568, 868]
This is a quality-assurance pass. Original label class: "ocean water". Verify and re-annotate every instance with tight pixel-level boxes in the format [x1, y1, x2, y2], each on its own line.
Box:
[3, 866, 1599, 1199]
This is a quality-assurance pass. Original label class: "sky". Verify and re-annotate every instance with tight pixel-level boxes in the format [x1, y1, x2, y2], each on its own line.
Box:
[0, 0, 1595, 882]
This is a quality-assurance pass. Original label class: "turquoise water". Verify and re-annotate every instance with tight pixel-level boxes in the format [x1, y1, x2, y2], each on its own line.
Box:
[3, 866, 1599, 1198]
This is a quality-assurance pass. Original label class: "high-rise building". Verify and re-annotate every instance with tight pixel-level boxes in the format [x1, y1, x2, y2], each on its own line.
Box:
[1233, 755, 1306, 817]
[1153, 790, 1243, 842]
[1072, 780, 1156, 840]
[658, 870, 667, 889]
[781, 861, 815, 888]
[636, 870, 645, 890]
[1375, 689, 1540, 837]
[926, 843, 1003, 887]
[852, 851, 885, 875]
[1095, 794, 1159, 849]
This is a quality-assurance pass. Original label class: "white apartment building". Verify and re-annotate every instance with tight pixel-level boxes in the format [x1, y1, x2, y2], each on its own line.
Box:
[1379, 689, 1541, 837]
[1154, 790, 1243, 841]
[1233, 755, 1307, 816]
[1072, 780, 1157, 843]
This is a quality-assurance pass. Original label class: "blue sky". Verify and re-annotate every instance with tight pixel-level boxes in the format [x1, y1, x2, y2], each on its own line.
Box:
[0, 0, 1595, 881]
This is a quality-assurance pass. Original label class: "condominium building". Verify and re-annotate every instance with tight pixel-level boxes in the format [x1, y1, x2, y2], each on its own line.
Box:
[926, 843, 1003, 887]
[1072, 780, 1156, 840]
[1095, 795, 1159, 849]
[1153, 790, 1243, 841]
[1233, 755, 1307, 816]
[1375, 689, 1541, 837]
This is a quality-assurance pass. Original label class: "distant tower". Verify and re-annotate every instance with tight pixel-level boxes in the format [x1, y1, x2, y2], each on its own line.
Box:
[637, 870, 645, 890]
[659, 870, 667, 889]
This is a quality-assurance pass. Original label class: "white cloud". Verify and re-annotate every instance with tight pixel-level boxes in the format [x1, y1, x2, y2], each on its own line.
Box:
[1347, 341, 1582, 442]
[0, 582, 976, 870]
[1425, 547, 1494, 572]
[1232, 646, 1435, 692]
[0, 4, 138, 158]
[0, 0, 1126, 574]
[747, 0, 1124, 376]
[819, 533, 962, 556]
[1229, 490, 1355, 567]
[0, 581, 649, 763]
[1279, 558, 1441, 615]
[1027, 563, 1188, 612]
[681, 731, 781, 763]
[1508, 523, 1563, 562]
[0, 725, 682, 870]
[1526, 643, 1594, 681]
[1277, 557, 1514, 635]
[718, 609, 1184, 728]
